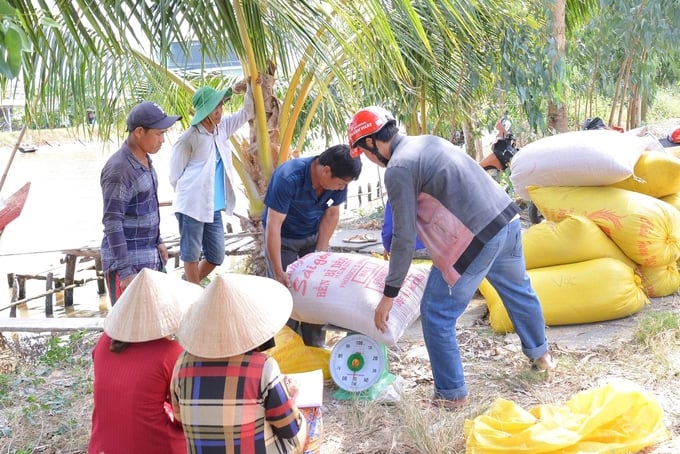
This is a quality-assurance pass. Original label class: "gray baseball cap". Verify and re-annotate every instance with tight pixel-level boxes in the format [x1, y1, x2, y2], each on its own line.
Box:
[126, 101, 181, 131]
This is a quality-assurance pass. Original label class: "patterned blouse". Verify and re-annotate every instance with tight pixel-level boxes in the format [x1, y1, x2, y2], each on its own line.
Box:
[171, 350, 304, 453]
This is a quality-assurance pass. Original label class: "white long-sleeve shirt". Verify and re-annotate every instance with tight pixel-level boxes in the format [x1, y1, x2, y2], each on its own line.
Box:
[169, 88, 253, 223]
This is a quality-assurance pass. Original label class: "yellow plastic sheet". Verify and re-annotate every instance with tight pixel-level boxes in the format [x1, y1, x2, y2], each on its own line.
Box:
[464, 380, 669, 453]
[267, 325, 331, 379]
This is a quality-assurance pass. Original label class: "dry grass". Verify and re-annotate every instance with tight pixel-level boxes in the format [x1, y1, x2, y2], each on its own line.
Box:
[1, 304, 678, 453]
[320, 312, 680, 454]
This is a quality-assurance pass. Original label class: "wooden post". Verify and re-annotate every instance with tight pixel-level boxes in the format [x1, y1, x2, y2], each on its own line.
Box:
[376, 180, 382, 199]
[367, 182, 372, 201]
[94, 256, 106, 295]
[64, 254, 77, 307]
[9, 276, 18, 318]
[45, 272, 53, 317]
[357, 186, 363, 206]
[17, 275, 25, 300]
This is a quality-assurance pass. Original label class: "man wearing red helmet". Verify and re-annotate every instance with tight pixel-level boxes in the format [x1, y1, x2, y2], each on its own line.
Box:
[348, 106, 555, 408]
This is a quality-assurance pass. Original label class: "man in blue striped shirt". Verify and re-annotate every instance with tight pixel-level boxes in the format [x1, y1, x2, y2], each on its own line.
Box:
[100, 101, 181, 305]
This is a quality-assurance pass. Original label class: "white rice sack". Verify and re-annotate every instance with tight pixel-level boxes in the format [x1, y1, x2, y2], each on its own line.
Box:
[287, 252, 429, 345]
[510, 130, 648, 200]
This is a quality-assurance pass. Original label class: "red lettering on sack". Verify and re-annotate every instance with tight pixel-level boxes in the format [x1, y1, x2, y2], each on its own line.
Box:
[291, 278, 307, 295]
[638, 217, 653, 237]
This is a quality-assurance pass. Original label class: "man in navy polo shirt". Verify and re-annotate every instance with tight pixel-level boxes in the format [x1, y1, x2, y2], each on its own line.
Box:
[263, 144, 362, 346]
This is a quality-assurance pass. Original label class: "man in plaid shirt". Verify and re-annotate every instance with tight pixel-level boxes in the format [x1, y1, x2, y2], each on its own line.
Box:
[100, 101, 181, 305]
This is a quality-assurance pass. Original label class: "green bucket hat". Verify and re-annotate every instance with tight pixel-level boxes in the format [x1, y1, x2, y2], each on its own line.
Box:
[190, 86, 233, 126]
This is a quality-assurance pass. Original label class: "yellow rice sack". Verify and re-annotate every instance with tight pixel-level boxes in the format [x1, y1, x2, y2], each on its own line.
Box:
[659, 192, 680, 211]
[636, 262, 680, 298]
[608, 150, 680, 198]
[528, 185, 680, 266]
[522, 215, 634, 270]
[480, 258, 649, 333]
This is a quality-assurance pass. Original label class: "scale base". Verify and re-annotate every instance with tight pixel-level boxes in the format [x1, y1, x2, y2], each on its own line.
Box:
[333, 371, 397, 401]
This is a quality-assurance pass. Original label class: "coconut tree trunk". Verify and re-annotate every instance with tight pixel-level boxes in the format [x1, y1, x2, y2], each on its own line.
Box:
[547, 0, 568, 133]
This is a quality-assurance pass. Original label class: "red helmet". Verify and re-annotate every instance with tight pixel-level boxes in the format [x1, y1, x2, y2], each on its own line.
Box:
[669, 127, 680, 144]
[348, 106, 395, 158]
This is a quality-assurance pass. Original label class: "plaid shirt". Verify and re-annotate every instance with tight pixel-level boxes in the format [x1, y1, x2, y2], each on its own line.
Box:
[171, 351, 304, 454]
[100, 142, 162, 279]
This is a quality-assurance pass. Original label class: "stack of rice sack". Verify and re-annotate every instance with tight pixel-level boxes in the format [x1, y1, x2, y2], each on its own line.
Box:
[482, 130, 680, 333]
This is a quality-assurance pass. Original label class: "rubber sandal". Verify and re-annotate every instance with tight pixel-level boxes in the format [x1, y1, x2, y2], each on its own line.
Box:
[532, 352, 557, 372]
[342, 233, 378, 243]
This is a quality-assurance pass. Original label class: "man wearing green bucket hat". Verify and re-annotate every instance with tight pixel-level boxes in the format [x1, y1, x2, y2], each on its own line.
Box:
[169, 79, 255, 285]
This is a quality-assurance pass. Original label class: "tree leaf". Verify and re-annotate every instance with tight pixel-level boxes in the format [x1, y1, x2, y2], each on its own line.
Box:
[0, 0, 16, 18]
[4, 27, 23, 77]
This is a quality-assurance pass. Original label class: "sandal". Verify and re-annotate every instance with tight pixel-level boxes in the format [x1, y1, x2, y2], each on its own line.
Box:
[532, 352, 557, 372]
[343, 233, 378, 243]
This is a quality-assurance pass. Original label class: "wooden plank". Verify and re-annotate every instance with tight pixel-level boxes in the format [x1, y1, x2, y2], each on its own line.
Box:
[0, 317, 105, 333]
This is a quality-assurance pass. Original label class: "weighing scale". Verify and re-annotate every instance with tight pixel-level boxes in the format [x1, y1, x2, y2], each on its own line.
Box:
[329, 332, 397, 400]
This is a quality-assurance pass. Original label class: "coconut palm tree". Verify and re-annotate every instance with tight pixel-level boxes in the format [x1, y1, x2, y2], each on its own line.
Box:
[6, 0, 559, 271]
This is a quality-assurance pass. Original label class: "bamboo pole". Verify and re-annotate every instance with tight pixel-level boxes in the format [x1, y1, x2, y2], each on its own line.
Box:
[0, 124, 28, 193]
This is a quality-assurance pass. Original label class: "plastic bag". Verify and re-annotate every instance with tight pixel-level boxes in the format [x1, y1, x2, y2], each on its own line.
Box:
[464, 379, 669, 453]
[268, 325, 331, 379]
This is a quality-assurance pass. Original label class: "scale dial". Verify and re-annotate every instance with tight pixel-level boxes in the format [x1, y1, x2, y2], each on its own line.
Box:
[329, 334, 385, 392]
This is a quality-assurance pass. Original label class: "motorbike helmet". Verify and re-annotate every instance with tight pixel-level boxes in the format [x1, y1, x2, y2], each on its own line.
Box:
[669, 127, 680, 144]
[348, 106, 396, 158]
[583, 117, 607, 130]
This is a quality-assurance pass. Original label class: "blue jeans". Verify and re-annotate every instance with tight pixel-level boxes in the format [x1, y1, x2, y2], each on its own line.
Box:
[176, 211, 225, 265]
[420, 219, 548, 400]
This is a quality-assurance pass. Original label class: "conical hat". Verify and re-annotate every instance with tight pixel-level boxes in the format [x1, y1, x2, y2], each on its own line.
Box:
[104, 269, 203, 342]
[176, 273, 292, 358]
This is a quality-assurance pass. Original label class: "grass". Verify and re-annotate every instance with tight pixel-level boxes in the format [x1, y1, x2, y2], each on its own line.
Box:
[0, 293, 679, 453]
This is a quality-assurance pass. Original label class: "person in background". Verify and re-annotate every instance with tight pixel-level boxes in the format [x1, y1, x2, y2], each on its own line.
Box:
[172, 273, 319, 453]
[169, 78, 255, 285]
[262, 144, 362, 347]
[381, 199, 425, 260]
[100, 101, 181, 305]
[495, 110, 512, 139]
[348, 106, 556, 409]
[89, 268, 202, 454]
[582, 116, 608, 130]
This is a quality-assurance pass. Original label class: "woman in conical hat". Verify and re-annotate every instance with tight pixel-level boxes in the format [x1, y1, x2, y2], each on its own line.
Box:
[89, 268, 202, 454]
[171, 273, 311, 453]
